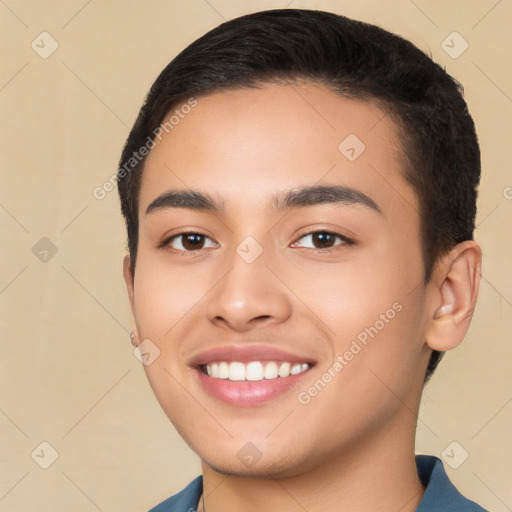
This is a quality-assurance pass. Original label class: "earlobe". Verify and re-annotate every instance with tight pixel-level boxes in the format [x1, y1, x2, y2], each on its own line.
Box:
[425, 241, 482, 352]
[130, 330, 141, 348]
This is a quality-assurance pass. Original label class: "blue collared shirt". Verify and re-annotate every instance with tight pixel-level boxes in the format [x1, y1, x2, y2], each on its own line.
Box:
[148, 455, 487, 511]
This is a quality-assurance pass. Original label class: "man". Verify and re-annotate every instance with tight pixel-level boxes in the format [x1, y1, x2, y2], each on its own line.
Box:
[117, 9, 485, 512]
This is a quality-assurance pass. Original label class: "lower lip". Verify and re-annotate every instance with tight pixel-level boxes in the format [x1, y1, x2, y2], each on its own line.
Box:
[195, 368, 311, 407]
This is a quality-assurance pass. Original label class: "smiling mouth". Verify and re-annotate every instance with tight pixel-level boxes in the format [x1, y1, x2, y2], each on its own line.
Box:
[191, 344, 317, 406]
[201, 361, 312, 381]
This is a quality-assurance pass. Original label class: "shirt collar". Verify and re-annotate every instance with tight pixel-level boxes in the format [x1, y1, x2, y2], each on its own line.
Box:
[415, 454, 486, 511]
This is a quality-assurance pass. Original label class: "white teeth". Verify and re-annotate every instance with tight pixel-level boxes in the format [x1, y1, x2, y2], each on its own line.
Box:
[229, 362, 246, 381]
[218, 361, 229, 379]
[278, 362, 291, 377]
[264, 361, 279, 379]
[204, 361, 310, 381]
[246, 361, 264, 381]
[290, 363, 302, 375]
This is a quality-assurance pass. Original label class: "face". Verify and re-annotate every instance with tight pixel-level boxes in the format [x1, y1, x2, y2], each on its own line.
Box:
[124, 83, 434, 477]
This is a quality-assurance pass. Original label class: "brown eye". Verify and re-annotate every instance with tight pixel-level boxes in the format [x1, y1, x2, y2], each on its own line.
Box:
[293, 231, 352, 250]
[311, 232, 336, 248]
[166, 233, 217, 251]
[181, 234, 205, 250]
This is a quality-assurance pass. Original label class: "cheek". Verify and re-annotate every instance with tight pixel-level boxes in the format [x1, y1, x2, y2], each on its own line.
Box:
[280, 252, 411, 339]
[292, 291, 426, 444]
[132, 252, 211, 338]
[330, 286, 427, 414]
[142, 362, 205, 445]
[284, 249, 426, 381]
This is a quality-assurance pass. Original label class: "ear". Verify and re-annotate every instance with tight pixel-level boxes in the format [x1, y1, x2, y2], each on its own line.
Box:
[123, 253, 140, 344]
[425, 241, 482, 352]
[123, 253, 135, 311]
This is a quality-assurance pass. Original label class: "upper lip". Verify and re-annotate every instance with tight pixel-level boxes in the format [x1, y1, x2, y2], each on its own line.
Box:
[189, 344, 317, 367]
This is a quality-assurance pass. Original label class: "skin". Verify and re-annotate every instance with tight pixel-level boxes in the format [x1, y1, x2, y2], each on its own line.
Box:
[123, 82, 481, 512]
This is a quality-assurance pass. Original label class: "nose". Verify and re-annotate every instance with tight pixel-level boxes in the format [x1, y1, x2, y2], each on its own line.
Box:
[205, 251, 292, 332]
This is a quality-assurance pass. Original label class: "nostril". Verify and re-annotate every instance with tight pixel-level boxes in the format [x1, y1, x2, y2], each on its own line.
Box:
[248, 315, 273, 326]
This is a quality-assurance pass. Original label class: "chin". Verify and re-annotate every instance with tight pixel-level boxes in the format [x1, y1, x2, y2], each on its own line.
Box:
[197, 442, 319, 479]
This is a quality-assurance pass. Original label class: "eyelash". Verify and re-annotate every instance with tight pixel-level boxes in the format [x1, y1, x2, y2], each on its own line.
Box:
[159, 230, 355, 254]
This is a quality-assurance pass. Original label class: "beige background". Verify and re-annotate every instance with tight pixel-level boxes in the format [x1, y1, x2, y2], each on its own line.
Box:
[0, 0, 511, 511]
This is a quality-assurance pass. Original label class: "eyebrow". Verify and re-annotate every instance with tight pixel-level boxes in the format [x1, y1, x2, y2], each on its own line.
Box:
[272, 185, 381, 214]
[145, 185, 382, 216]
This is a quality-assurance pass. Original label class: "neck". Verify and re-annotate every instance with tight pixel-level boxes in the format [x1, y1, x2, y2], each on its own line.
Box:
[199, 409, 425, 512]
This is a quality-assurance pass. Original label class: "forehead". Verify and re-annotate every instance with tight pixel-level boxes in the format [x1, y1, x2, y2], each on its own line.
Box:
[139, 83, 418, 221]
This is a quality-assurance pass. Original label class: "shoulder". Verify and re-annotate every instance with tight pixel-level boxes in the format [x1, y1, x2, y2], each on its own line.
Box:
[415, 455, 488, 511]
[148, 476, 203, 512]
[146, 459, 489, 512]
